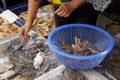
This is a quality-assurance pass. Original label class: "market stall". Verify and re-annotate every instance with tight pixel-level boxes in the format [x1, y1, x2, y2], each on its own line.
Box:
[0, 1, 120, 80]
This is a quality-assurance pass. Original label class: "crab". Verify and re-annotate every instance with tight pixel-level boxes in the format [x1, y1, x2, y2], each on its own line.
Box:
[61, 36, 103, 56]
[0, 43, 10, 58]
[0, 56, 13, 73]
[0, 63, 13, 74]
[62, 68, 86, 80]
[0, 70, 15, 80]
[33, 51, 45, 69]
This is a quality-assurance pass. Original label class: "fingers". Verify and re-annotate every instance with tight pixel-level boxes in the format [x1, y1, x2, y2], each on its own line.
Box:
[60, 12, 70, 17]
[55, 5, 68, 17]
[56, 8, 70, 17]
[55, 5, 63, 14]
[18, 27, 28, 41]
[18, 29, 25, 41]
[55, 4, 73, 17]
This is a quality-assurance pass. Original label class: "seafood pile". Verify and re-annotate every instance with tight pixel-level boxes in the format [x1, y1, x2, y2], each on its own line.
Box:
[0, 17, 19, 38]
[0, 31, 60, 80]
[61, 36, 103, 56]
[0, 4, 55, 39]
[95, 33, 120, 80]
[19, 4, 55, 37]
[49, 68, 86, 80]
[61, 68, 86, 80]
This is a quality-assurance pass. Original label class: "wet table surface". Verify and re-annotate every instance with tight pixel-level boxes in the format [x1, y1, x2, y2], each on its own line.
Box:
[0, 30, 119, 80]
[36, 33, 120, 80]
[95, 46, 120, 80]
[94, 33, 120, 80]
[0, 30, 60, 80]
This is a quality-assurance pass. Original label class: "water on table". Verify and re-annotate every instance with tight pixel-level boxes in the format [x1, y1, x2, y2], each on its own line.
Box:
[95, 33, 120, 80]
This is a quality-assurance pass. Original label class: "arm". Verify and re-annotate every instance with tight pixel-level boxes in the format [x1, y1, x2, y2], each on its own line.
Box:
[55, 0, 86, 17]
[26, 0, 40, 28]
[69, 0, 86, 10]
[19, 0, 40, 40]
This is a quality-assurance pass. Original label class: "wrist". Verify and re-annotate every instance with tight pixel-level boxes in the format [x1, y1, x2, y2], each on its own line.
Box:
[68, 2, 76, 10]
[25, 22, 32, 28]
[69, 0, 85, 10]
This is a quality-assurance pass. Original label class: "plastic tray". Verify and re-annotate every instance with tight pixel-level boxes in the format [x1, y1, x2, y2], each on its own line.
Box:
[0, 30, 60, 80]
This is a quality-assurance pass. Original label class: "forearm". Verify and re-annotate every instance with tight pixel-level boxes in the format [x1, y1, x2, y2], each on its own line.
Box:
[69, 0, 86, 10]
[26, 0, 40, 27]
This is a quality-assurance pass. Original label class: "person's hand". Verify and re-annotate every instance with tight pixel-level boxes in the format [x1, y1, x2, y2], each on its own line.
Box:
[18, 24, 31, 41]
[55, 3, 74, 17]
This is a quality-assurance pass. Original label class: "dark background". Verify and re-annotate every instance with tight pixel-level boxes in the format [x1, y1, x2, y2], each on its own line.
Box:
[0, 0, 120, 21]
[0, 0, 120, 14]
[0, 0, 50, 9]
[105, 0, 120, 14]
[0, 0, 27, 9]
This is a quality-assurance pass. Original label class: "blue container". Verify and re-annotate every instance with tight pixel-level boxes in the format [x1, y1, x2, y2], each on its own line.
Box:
[48, 24, 114, 70]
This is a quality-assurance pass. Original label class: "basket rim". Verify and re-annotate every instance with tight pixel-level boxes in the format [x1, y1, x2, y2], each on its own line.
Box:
[48, 23, 114, 59]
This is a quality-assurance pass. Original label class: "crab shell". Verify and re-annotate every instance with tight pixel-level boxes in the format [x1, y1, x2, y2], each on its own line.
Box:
[0, 70, 15, 80]
[0, 56, 13, 73]
[0, 63, 13, 73]
[33, 52, 44, 69]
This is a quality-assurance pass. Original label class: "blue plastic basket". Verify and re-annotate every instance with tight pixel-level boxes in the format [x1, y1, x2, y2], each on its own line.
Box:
[48, 24, 114, 70]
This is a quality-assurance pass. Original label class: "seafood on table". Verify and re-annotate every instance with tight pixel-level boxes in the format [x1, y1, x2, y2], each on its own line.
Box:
[61, 36, 103, 56]
[0, 4, 55, 39]
[0, 31, 60, 79]
[19, 4, 55, 37]
[13, 71, 34, 80]
[61, 68, 86, 80]
[0, 43, 11, 58]
[41, 66, 87, 80]
[33, 51, 45, 69]
[0, 17, 19, 38]
[95, 33, 120, 80]
[0, 70, 15, 80]
[0, 56, 13, 73]
[114, 33, 120, 48]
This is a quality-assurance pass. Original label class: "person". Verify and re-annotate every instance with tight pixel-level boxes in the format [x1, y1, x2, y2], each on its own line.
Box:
[19, 0, 111, 40]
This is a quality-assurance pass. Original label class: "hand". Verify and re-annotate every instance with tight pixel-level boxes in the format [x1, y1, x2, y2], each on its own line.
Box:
[18, 24, 31, 41]
[55, 3, 74, 17]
